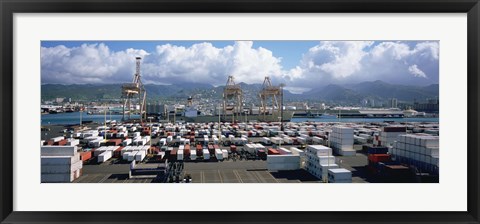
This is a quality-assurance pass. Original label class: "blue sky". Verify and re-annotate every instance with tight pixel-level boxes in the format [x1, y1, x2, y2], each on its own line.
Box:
[41, 40, 320, 70]
[41, 40, 439, 93]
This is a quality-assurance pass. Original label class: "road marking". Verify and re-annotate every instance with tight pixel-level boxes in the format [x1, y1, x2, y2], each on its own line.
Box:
[218, 170, 223, 183]
[252, 171, 263, 183]
[265, 171, 279, 183]
[233, 170, 243, 183]
[74, 174, 89, 183]
[98, 174, 110, 183]
[201, 171, 205, 183]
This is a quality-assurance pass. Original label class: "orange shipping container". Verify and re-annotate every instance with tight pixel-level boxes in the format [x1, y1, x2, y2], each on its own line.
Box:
[80, 151, 92, 162]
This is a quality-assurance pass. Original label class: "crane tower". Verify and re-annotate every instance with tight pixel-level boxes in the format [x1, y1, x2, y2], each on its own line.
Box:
[122, 57, 147, 122]
[223, 76, 243, 122]
[259, 76, 283, 121]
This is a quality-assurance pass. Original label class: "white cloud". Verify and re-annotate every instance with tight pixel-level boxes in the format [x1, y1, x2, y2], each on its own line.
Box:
[285, 41, 439, 91]
[42, 41, 284, 86]
[408, 64, 427, 78]
[41, 41, 439, 93]
[41, 43, 148, 84]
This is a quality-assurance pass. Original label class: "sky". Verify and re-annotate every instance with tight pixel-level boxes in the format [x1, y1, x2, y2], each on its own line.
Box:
[41, 40, 439, 94]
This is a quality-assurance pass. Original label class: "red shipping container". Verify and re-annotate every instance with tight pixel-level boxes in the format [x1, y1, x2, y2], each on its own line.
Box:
[196, 148, 203, 156]
[368, 154, 391, 163]
[214, 145, 220, 149]
[54, 139, 68, 146]
[80, 151, 92, 162]
[107, 139, 122, 146]
[196, 145, 202, 150]
[113, 146, 124, 158]
[268, 148, 280, 155]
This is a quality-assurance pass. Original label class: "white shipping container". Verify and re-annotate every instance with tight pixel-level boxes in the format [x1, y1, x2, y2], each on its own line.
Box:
[122, 139, 132, 146]
[278, 147, 292, 155]
[41, 173, 74, 183]
[51, 136, 65, 142]
[297, 137, 307, 144]
[128, 151, 138, 162]
[215, 149, 223, 160]
[177, 150, 184, 161]
[41, 146, 78, 157]
[41, 155, 80, 165]
[267, 163, 300, 170]
[41, 160, 83, 174]
[283, 137, 293, 144]
[190, 150, 197, 160]
[312, 136, 323, 144]
[97, 150, 112, 163]
[203, 149, 210, 160]
[318, 156, 336, 165]
[66, 139, 80, 146]
[290, 147, 304, 157]
[123, 151, 131, 160]
[135, 150, 146, 162]
[328, 168, 352, 182]
[267, 154, 300, 164]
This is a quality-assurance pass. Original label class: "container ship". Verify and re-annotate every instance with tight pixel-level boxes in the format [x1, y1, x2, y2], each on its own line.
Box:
[176, 111, 295, 123]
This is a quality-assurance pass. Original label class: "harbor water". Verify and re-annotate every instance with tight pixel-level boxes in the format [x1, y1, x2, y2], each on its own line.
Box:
[42, 111, 438, 125]
[41, 112, 140, 125]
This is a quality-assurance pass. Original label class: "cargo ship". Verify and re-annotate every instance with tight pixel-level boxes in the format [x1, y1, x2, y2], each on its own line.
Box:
[165, 111, 294, 123]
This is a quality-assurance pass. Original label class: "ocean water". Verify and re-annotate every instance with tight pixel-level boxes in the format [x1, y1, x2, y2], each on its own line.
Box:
[42, 111, 439, 125]
[41, 112, 140, 125]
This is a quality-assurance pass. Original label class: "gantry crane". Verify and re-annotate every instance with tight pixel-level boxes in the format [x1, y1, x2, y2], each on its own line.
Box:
[223, 76, 243, 122]
[122, 57, 147, 122]
[259, 76, 283, 121]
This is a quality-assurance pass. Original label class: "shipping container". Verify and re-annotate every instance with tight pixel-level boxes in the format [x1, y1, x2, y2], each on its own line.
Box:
[367, 146, 389, 155]
[268, 148, 280, 155]
[215, 149, 223, 160]
[203, 149, 210, 160]
[368, 154, 391, 163]
[80, 151, 92, 162]
[97, 151, 112, 163]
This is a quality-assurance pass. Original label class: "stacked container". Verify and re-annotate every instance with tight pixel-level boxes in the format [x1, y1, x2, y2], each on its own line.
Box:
[41, 146, 83, 183]
[266, 154, 301, 170]
[304, 145, 338, 181]
[391, 134, 439, 175]
[329, 126, 355, 156]
[380, 126, 406, 148]
[328, 168, 352, 183]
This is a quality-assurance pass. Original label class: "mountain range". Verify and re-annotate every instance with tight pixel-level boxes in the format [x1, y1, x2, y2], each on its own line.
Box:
[41, 80, 439, 105]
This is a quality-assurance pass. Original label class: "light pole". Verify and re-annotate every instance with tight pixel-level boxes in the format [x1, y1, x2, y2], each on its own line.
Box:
[279, 83, 285, 132]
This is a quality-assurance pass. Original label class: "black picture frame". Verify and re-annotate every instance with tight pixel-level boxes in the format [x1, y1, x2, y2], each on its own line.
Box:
[1, 0, 479, 223]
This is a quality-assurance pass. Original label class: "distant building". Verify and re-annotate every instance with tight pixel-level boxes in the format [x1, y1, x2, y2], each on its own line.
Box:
[413, 98, 439, 113]
[389, 98, 398, 108]
[55, 97, 64, 103]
